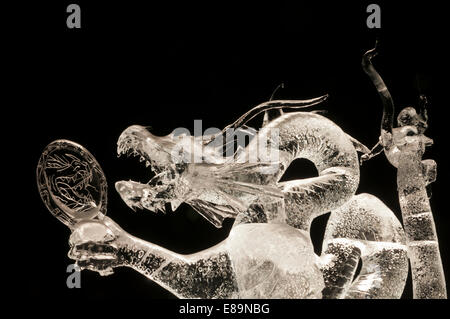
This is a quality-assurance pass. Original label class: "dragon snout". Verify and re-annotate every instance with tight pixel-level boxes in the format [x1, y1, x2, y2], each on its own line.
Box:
[117, 124, 176, 174]
[117, 125, 150, 156]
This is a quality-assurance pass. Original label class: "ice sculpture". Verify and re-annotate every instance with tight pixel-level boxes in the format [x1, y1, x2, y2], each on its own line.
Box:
[37, 44, 446, 299]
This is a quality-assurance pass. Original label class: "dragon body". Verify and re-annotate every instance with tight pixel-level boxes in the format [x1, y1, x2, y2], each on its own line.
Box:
[69, 110, 410, 299]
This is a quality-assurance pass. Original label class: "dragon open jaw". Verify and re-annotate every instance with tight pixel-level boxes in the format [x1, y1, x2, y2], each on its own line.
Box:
[115, 125, 184, 214]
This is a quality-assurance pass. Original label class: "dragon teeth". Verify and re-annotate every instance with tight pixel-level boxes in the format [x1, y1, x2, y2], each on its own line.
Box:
[140, 156, 145, 162]
[145, 161, 150, 167]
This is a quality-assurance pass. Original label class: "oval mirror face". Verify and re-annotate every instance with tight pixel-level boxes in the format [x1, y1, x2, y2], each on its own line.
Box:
[37, 140, 107, 227]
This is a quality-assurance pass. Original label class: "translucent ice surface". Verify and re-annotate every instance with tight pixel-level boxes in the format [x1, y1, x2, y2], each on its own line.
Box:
[37, 140, 108, 227]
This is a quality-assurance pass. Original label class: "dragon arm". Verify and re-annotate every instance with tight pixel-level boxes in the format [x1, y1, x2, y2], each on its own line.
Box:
[69, 216, 239, 298]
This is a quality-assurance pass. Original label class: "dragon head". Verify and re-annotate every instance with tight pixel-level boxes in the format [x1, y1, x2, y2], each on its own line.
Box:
[115, 125, 191, 213]
[113, 124, 278, 227]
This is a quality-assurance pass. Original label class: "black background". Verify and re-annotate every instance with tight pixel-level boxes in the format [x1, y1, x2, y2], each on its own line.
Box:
[10, 0, 448, 306]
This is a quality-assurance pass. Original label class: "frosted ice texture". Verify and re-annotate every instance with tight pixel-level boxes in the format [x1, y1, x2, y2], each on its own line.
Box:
[36, 45, 446, 299]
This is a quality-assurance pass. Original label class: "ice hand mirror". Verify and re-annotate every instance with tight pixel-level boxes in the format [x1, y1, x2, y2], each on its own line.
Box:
[37, 140, 107, 228]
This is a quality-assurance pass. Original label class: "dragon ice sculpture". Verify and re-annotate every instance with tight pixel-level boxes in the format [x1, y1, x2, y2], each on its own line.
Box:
[37, 45, 446, 299]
